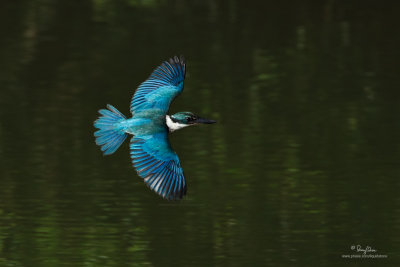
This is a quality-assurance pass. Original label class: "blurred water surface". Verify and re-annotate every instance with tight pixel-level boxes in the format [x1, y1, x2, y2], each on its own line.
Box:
[0, 1, 399, 266]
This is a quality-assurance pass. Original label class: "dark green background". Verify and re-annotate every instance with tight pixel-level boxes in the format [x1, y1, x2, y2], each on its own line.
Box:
[0, 1, 399, 266]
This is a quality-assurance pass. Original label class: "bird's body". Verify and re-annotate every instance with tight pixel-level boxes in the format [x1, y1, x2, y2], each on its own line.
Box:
[94, 56, 215, 200]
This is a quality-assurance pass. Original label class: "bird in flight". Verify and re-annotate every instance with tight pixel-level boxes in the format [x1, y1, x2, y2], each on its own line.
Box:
[94, 56, 216, 200]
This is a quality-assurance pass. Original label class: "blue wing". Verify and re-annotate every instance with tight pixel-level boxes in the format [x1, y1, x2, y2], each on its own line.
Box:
[130, 133, 187, 200]
[130, 56, 186, 115]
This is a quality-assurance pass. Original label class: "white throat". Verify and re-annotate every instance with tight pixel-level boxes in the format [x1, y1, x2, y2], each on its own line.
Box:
[166, 115, 189, 132]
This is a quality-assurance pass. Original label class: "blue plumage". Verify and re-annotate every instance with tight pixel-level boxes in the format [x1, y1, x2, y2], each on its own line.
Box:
[130, 56, 185, 114]
[130, 135, 186, 200]
[94, 104, 128, 155]
[94, 56, 215, 200]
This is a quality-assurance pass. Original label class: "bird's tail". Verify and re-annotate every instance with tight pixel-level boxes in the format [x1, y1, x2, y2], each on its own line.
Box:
[94, 104, 128, 155]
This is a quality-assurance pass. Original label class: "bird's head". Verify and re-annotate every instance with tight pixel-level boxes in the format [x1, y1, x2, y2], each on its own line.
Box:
[166, 112, 216, 132]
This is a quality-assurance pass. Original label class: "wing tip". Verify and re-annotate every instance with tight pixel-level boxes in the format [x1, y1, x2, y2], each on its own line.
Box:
[169, 55, 185, 66]
[143, 179, 187, 201]
[142, 170, 187, 201]
[168, 55, 186, 75]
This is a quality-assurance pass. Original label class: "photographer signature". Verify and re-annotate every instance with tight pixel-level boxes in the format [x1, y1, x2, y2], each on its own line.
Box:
[351, 245, 377, 255]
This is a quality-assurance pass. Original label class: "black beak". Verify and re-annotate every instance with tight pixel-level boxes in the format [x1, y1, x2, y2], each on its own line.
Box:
[195, 117, 217, 124]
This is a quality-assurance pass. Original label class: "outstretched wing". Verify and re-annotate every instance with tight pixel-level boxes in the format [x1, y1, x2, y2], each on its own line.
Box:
[130, 133, 187, 200]
[130, 56, 186, 115]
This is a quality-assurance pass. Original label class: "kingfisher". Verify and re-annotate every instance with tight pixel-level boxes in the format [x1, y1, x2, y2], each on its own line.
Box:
[94, 56, 216, 200]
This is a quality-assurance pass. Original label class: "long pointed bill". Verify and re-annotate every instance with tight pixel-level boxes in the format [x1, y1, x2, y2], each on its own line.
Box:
[195, 117, 217, 124]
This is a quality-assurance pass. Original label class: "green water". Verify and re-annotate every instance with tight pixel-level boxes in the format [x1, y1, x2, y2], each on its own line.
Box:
[0, 1, 399, 266]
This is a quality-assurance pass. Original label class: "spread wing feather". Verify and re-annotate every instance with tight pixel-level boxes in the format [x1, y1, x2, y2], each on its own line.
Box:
[130, 56, 186, 115]
[130, 134, 187, 200]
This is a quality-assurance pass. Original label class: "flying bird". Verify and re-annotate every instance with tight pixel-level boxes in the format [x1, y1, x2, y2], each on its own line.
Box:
[94, 56, 216, 200]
